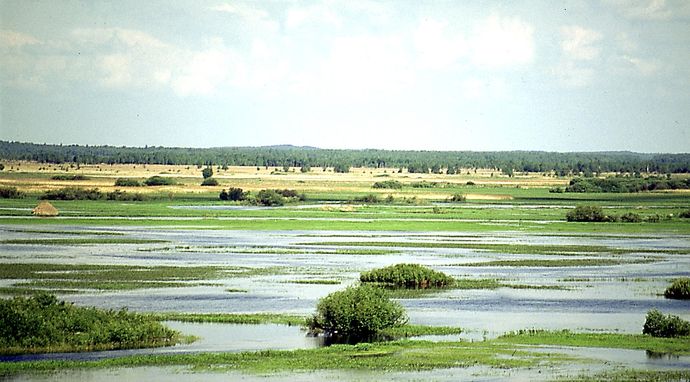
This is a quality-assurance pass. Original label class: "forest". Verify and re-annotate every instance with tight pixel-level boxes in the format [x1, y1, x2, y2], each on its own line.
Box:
[1, 140, 689, 174]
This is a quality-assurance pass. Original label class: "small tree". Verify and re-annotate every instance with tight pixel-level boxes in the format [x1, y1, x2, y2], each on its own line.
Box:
[307, 284, 407, 338]
[201, 177, 219, 186]
[202, 167, 213, 179]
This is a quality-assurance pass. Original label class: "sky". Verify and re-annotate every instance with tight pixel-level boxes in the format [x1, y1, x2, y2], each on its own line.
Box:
[0, 0, 689, 152]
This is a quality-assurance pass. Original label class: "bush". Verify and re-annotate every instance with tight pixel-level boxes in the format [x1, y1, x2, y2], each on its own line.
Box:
[220, 187, 246, 201]
[372, 180, 403, 189]
[679, 210, 690, 218]
[620, 212, 643, 223]
[664, 278, 690, 300]
[0, 186, 25, 199]
[0, 293, 178, 352]
[549, 187, 564, 193]
[355, 193, 380, 203]
[360, 264, 455, 288]
[643, 309, 690, 338]
[447, 194, 466, 202]
[106, 190, 146, 201]
[51, 174, 88, 181]
[253, 189, 285, 206]
[566, 205, 607, 222]
[466, 181, 475, 186]
[201, 167, 213, 179]
[144, 176, 175, 186]
[114, 178, 143, 187]
[201, 177, 219, 186]
[306, 285, 407, 338]
[40, 187, 103, 200]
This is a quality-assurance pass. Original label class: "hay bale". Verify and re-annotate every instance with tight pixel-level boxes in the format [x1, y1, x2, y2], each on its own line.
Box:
[33, 201, 59, 217]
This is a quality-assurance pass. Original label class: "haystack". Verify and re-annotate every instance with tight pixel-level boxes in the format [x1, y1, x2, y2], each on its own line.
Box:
[33, 201, 59, 217]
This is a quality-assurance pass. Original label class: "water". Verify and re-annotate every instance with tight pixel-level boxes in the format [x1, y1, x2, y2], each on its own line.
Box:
[1, 225, 690, 380]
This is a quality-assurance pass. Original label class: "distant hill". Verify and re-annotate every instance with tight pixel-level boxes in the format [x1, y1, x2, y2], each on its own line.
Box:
[0, 140, 689, 174]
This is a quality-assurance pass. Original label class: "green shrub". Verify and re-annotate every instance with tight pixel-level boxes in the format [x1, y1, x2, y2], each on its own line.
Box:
[355, 193, 381, 203]
[447, 194, 466, 202]
[201, 167, 213, 179]
[643, 309, 690, 338]
[220, 187, 245, 201]
[566, 205, 607, 222]
[253, 189, 285, 206]
[0, 186, 25, 199]
[40, 187, 104, 200]
[306, 285, 407, 338]
[360, 263, 455, 288]
[372, 180, 403, 189]
[664, 278, 690, 300]
[549, 187, 564, 193]
[620, 212, 643, 223]
[51, 174, 88, 181]
[114, 178, 143, 187]
[679, 210, 690, 218]
[144, 176, 175, 186]
[106, 190, 146, 201]
[201, 177, 219, 186]
[410, 181, 437, 188]
[0, 293, 179, 353]
[466, 181, 476, 186]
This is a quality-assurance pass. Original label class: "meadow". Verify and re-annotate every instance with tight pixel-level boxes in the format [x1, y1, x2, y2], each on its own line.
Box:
[1, 162, 689, 381]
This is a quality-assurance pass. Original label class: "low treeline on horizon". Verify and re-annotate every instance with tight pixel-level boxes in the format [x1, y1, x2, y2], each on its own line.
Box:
[1, 140, 689, 174]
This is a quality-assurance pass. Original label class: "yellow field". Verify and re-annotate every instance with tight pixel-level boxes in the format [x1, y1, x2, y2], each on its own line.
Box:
[0, 160, 568, 195]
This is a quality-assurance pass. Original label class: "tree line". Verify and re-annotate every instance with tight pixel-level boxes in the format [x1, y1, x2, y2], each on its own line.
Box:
[1, 141, 689, 174]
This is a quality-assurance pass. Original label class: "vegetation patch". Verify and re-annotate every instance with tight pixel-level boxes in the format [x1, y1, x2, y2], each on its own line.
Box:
[0, 293, 183, 355]
[0, 238, 166, 245]
[462, 258, 656, 267]
[566, 175, 690, 193]
[144, 176, 175, 186]
[372, 180, 403, 189]
[0, 186, 25, 199]
[51, 174, 89, 181]
[283, 279, 341, 285]
[565, 369, 690, 382]
[0, 263, 225, 293]
[151, 313, 306, 326]
[306, 284, 407, 339]
[664, 277, 690, 299]
[498, 329, 690, 354]
[114, 178, 143, 187]
[643, 309, 690, 338]
[360, 264, 454, 288]
[0, 339, 561, 375]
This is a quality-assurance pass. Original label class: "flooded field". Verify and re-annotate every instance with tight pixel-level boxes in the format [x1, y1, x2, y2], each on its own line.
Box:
[1, 224, 689, 380]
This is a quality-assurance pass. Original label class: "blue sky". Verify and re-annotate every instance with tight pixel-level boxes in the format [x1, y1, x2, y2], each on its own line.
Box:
[1, 0, 689, 152]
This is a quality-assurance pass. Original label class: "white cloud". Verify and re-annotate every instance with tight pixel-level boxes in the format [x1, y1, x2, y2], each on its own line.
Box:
[286, 3, 342, 30]
[413, 18, 467, 70]
[561, 26, 602, 60]
[0, 30, 42, 47]
[468, 14, 534, 68]
[210, 3, 269, 21]
[604, 0, 690, 20]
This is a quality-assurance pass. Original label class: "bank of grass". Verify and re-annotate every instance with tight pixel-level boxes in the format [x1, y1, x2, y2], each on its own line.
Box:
[0, 263, 228, 293]
[303, 241, 690, 255]
[0, 339, 564, 375]
[462, 258, 658, 267]
[283, 279, 341, 285]
[0, 294, 185, 356]
[4, 228, 124, 236]
[565, 369, 690, 382]
[0, 238, 166, 245]
[498, 329, 690, 354]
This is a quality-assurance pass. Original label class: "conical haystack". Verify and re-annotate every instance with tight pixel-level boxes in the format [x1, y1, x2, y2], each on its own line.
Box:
[33, 201, 59, 217]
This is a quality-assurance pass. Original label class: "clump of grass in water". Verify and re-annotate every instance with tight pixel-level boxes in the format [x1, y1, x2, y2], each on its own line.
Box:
[0, 293, 185, 355]
[664, 277, 690, 300]
[360, 264, 454, 288]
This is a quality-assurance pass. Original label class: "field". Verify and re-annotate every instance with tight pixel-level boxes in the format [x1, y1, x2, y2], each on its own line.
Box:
[1, 162, 689, 381]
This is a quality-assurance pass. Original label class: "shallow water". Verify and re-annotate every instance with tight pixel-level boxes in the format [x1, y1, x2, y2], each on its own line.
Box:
[2, 225, 690, 380]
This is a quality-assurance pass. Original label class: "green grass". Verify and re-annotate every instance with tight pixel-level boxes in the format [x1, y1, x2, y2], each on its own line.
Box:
[462, 258, 657, 267]
[283, 279, 342, 285]
[0, 263, 229, 293]
[150, 313, 307, 326]
[1, 238, 167, 245]
[498, 329, 690, 354]
[564, 369, 690, 382]
[4, 228, 123, 236]
[0, 339, 565, 375]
